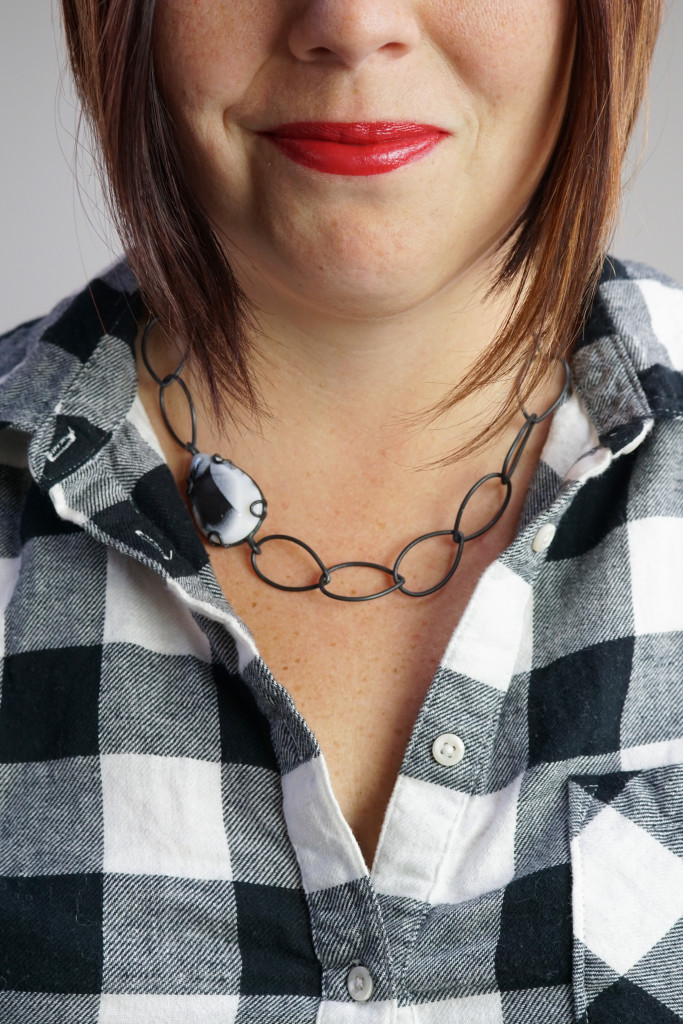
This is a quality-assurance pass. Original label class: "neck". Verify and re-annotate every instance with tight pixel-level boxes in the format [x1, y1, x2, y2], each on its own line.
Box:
[189, 255, 552, 473]
[136, 266, 566, 589]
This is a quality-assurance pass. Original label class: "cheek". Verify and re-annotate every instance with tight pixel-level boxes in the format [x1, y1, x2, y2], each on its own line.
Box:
[425, 0, 572, 107]
[154, 0, 282, 112]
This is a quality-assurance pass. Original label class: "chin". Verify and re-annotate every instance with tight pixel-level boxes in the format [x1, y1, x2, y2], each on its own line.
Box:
[279, 256, 449, 321]
[244, 224, 453, 320]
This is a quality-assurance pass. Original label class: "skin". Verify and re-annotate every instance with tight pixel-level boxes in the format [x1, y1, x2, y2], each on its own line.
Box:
[146, 0, 575, 866]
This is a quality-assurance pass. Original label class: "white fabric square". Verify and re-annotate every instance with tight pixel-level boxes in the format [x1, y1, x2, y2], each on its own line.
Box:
[563, 445, 613, 483]
[431, 774, 523, 905]
[126, 395, 167, 460]
[372, 775, 469, 904]
[0, 556, 20, 658]
[102, 753, 232, 879]
[512, 589, 534, 676]
[317, 1001, 396, 1024]
[628, 517, 683, 636]
[399, 992, 504, 1023]
[571, 803, 683, 975]
[98, 994, 239, 1024]
[104, 549, 212, 660]
[621, 736, 683, 771]
[281, 755, 367, 892]
[443, 562, 532, 691]
[638, 279, 683, 370]
[541, 390, 598, 480]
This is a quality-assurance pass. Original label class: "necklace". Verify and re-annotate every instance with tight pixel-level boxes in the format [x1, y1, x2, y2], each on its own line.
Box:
[142, 319, 569, 602]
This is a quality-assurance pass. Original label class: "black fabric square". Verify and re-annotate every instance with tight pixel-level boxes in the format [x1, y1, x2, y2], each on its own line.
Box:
[0, 646, 101, 761]
[495, 864, 572, 991]
[41, 278, 135, 364]
[639, 363, 683, 417]
[573, 258, 629, 353]
[233, 882, 321, 996]
[600, 420, 651, 454]
[92, 493, 205, 581]
[132, 464, 209, 573]
[0, 463, 30, 559]
[528, 638, 634, 765]
[601, 255, 629, 282]
[0, 874, 103, 993]
[575, 291, 616, 353]
[547, 455, 633, 561]
[21, 483, 82, 542]
[215, 666, 279, 771]
[581, 977, 681, 1023]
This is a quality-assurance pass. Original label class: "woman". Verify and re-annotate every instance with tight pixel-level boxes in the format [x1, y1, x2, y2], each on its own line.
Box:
[0, 0, 680, 1021]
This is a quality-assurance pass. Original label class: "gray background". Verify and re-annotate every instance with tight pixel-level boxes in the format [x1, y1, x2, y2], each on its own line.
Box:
[1, 0, 681, 333]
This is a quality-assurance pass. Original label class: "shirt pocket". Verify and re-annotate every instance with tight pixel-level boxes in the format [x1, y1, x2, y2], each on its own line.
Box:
[568, 766, 683, 1023]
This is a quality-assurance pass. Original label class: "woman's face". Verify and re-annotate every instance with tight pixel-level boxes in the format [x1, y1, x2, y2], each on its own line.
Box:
[154, 0, 574, 319]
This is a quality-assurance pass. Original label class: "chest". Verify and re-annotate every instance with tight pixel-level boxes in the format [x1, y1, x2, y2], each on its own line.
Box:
[208, 542, 495, 866]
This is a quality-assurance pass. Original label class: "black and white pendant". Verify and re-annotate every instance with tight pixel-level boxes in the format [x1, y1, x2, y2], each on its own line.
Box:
[187, 453, 266, 547]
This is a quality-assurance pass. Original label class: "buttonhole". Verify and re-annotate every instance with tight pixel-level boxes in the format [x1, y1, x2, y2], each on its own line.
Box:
[135, 529, 174, 562]
[46, 426, 77, 463]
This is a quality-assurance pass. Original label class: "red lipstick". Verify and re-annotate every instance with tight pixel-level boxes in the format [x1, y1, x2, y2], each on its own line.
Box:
[258, 122, 448, 176]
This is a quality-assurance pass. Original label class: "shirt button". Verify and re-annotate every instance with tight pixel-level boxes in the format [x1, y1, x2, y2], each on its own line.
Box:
[347, 965, 374, 1002]
[432, 733, 465, 767]
[531, 522, 556, 553]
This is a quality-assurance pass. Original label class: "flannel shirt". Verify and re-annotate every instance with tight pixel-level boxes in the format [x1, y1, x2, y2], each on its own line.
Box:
[0, 257, 682, 1024]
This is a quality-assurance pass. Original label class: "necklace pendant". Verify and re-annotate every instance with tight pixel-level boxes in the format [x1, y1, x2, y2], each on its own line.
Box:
[187, 453, 267, 547]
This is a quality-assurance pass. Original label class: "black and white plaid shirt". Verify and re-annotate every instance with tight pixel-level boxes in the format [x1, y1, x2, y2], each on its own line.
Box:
[1, 257, 682, 1024]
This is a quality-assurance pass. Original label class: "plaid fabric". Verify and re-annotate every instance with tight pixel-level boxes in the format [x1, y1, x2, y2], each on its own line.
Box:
[0, 257, 682, 1024]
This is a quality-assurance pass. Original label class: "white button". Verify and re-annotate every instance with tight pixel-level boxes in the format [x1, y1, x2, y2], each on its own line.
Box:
[531, 523, 556, 553]
[347, 965, 374, 1002]
[432, 733, 465, 767]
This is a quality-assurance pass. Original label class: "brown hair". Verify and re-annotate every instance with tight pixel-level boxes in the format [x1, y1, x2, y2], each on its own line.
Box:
[61, 0, 663, 452]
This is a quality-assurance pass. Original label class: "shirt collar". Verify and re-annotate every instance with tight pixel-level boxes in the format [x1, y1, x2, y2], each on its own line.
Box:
[1, 255, 681, 507]
[571, 257, 683, 452]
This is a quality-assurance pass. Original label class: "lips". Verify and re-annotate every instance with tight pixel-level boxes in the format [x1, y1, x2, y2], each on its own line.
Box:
[258, 122, 448, 176]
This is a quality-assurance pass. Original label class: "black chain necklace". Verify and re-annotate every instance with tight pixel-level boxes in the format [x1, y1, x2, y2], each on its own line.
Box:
[142, 318, 569, 601]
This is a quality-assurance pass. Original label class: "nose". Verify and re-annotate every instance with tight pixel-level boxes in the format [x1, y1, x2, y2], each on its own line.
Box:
[288, 0, 420, 69]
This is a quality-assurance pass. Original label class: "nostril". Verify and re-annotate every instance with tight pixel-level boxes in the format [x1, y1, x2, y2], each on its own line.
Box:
[288, 2, 420, 70]
[379, 40, 409, 57]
